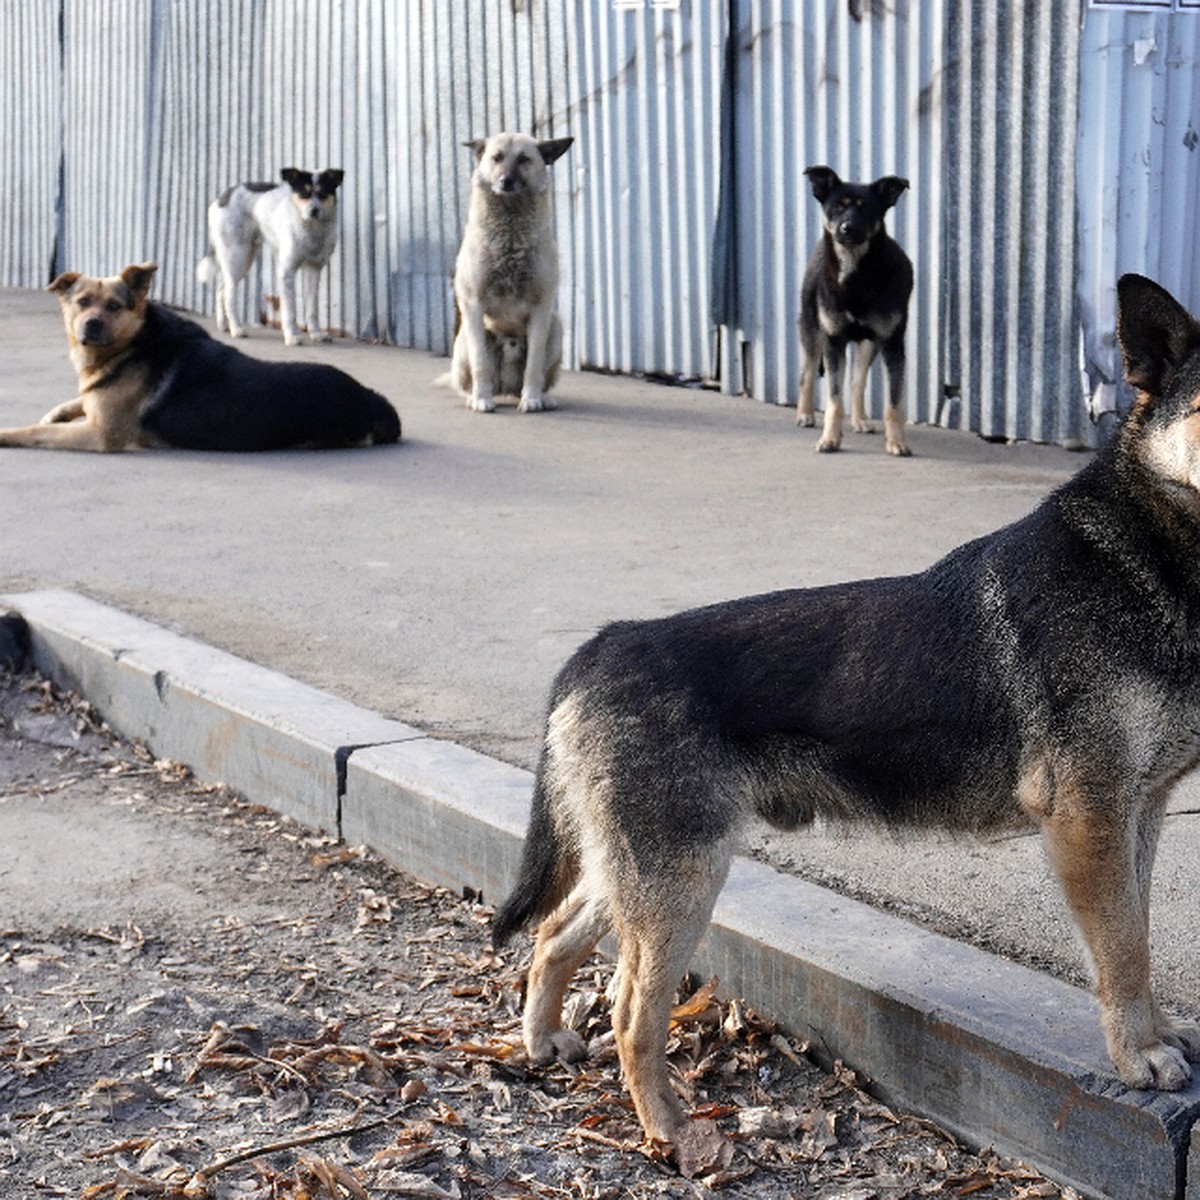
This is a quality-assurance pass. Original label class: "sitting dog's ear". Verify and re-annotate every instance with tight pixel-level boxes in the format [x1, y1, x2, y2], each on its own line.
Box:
[47, 272, 81, 296]
[873, 175, 909, 209]
[465, 139, 488, 162]
[537, 137, 574, 166]
[119, 262, 158, 301]
[804, 165, 841, 203]
[1117, 274, 1200, 398]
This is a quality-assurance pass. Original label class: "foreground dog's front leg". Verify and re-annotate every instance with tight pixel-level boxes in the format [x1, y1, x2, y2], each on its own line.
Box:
[39, 399, 86, 424]
[518, 306, 556, 413]
[797, 356, 817, 427]
[1037, 783, 1191, 1090]
[881, 336, 910, 457]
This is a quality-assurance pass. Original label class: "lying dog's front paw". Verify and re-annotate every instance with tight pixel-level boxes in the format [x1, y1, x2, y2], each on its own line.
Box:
[527, 1028, 587, 1065]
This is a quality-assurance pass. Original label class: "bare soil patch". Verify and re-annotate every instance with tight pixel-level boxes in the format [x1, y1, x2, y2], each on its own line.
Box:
[0, 670, 1075, 1198]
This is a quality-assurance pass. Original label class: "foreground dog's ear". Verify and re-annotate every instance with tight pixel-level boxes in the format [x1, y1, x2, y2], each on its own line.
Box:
[280, 167, 307, 188]
[537, 137, 573, 166]
[1117, 273, 1200, 397]
[119, 262, 158, 301]
[319, 168, 345, 190]
[804, 165, 841, 203]
[465, 139, 488, 162]
[47, 272, 81, 296]
[873, 175, 909, 209]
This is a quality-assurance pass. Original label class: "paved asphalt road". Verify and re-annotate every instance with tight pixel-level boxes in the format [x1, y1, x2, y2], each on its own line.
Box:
[1, 284, 1196, 1022]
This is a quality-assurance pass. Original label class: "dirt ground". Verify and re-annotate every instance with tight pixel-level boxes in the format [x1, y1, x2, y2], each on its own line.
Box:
[0, 667, 1078, 1200]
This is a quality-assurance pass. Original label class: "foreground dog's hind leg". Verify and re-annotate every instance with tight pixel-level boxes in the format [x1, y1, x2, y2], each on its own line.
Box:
[609, 852, 731, 1143]
[523, 886, 610, 1064]
[1028, 766, 1192, 1089]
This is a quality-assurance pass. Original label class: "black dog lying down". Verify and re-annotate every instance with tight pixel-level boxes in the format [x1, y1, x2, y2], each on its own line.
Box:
[0, 263, 400, 452]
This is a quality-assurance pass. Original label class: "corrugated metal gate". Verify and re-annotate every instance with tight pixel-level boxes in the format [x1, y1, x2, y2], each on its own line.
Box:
[3, 1, 1200, 448]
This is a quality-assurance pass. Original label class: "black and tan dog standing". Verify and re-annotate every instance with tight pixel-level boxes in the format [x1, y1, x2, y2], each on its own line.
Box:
[438, 132, 573, 413]
[494, 274, 1200, 1153]
[798, 165, 913, 456]
[0, 263, 400, 452]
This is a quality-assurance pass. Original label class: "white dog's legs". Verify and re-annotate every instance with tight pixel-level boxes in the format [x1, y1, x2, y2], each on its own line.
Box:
[463, 306, 496, 412]
[518, 306, 554, 412]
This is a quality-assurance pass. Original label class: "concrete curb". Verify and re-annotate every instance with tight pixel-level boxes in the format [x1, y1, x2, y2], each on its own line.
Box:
[4, 588, 1197, 1200]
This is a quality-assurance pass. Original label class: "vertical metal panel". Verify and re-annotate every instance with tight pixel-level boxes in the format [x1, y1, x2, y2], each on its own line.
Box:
[0, 0, 60, 287]
[726, 1, 945, 419]
[942, 1, 1083, 445]
[567, 0, 727, 381]
[1076, 7, 1200, 427]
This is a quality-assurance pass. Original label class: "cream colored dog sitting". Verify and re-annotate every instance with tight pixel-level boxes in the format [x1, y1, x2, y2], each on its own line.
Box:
[438, 133, 573, 412]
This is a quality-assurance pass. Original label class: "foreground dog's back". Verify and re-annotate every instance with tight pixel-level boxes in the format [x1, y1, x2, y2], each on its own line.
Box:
[495, 273, 1200, 1156]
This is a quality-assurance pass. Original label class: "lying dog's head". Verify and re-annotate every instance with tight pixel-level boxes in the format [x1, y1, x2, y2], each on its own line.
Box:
[47, 263, 156, 352]
[466, 133, 573, 199]
[280, 168, 344, 221]
[805, 166, 908, 247]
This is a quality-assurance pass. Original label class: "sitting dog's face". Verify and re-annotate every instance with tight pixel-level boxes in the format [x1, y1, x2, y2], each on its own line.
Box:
[46, 263, 157, 350]
[467, 133, 573, 199]
[280, 168, 345, 221]
[804, 166, 908, 247]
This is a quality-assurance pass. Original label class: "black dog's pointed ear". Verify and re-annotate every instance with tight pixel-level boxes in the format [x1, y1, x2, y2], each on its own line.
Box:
[804, 165, 840, 203]
[320, 169, 345, 189]
[873, 175, 909, 209]
[465, 139, 487, 162]
[537, 137, 574, 166]
[1117, 273, 1200, 396]
[280, 167, 305, 187]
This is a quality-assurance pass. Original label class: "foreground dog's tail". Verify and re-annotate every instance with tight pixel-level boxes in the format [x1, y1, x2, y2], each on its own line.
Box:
[196, 254, 217, 285]
[491, 772, 571, 949]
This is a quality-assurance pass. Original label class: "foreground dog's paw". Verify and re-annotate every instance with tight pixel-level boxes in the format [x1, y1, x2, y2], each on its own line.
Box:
[468, 395, 496, 413]
[309, 330, 333, 344]
[853, 420, 876, 434]
[1116, 1040, 1192, 1091]
[528, 1028, 588, 1065]
[795, 411, 815, 428]
[886, 441, 912, 458]
[815, 437, 842, 453]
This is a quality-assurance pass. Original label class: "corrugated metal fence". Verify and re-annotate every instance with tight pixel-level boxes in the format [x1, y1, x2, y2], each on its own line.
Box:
[3, 1, 1199, 448]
